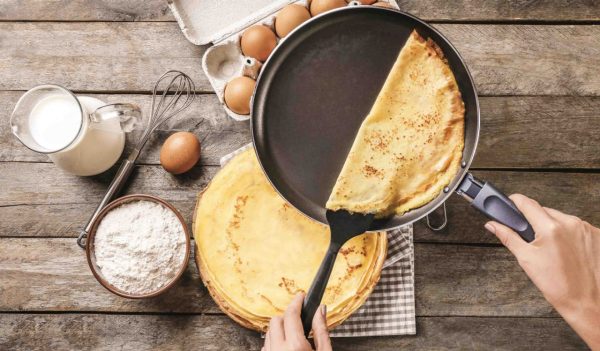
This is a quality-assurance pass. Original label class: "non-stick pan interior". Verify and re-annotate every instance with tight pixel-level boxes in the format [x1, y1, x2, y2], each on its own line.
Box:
[252, 7, 479, 230]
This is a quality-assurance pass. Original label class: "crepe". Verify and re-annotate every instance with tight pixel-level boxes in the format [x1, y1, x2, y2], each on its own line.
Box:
[327, 30, 465, 217]
[193, 149, 387, 332]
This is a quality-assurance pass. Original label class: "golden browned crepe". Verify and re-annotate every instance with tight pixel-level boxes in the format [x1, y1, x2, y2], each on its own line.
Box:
[326, 30, 465, 217]
[193, 149, 387, 332]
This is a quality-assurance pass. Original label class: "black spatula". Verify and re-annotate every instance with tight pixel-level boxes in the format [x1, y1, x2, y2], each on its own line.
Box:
[300, 209, 375, 336]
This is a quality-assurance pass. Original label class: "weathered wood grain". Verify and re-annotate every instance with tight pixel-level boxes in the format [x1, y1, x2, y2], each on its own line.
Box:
[1, 22, 600, 95]
[0, 0, 172, 22]
[397, 0, 600, 22]
[1, 92, 599, 168]
[2, 0, 599, 22]
[0, 22, 209, 92]
[0, 314, 586, 351]
[435, 24, 600, 96]
[0, 163, 219, 207]
[0, 238, 217, 313]
[0, 314, 261, 351]
[356, 316, 586, 351]
[0, 238, 555, 317]
[1, 163, 598, 245]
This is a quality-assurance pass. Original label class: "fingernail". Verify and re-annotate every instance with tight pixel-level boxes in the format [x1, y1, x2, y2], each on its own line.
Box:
[484, 222, 496, 234]
[320, 304, 327, 317]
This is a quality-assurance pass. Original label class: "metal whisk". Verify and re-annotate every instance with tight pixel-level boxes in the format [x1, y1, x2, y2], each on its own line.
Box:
[78, 70, 196, 248]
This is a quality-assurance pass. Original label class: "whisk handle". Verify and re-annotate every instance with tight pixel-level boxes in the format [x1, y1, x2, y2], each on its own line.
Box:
[77, 150, 139, 248]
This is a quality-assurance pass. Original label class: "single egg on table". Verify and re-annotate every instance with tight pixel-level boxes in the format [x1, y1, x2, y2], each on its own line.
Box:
[275, 4, 311, 38]
[310, 0, 347, 16]
[224, 76, 256, 115]
[241, 25, 278, 62]
[160, 132, 201, 175]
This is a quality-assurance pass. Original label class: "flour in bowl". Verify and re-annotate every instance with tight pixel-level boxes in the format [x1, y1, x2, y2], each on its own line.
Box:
[93, 200, 187, 295]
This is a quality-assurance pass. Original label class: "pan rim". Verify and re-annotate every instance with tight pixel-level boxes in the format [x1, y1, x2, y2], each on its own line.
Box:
[251, 6, 481, 231]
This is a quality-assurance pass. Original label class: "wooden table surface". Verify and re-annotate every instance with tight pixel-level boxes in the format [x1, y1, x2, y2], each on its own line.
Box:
[1, 1, 598, 350]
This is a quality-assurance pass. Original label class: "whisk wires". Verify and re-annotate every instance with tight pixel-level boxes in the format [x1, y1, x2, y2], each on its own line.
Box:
[137, 70, 196, 149]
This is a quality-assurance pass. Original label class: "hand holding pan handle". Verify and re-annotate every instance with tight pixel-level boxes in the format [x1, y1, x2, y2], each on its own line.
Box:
[457, 173, 535, 242]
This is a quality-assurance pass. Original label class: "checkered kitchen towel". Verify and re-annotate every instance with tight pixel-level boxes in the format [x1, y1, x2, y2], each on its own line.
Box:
[220, 144, 416, 337]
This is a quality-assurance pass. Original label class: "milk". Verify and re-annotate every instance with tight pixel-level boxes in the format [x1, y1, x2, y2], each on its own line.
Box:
[29, 95, 84, 151]
[28, 95, 125, 176]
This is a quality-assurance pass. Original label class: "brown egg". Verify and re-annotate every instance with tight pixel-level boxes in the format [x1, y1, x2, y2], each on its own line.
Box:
[359, 0, 377, 4]
[275, 4, 311, 38]
[310, 0, 346, 16]
[160, 132, 201, 175]
[224, 76, 256, 115]
[241, 25, 278, 62]
[372, 1, 393, 8]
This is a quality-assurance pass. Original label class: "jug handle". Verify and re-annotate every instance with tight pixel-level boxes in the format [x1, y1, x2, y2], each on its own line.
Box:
[90, 103, 142, 133]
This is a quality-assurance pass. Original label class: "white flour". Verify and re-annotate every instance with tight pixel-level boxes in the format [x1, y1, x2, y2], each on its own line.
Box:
[94, 200, 187, 294]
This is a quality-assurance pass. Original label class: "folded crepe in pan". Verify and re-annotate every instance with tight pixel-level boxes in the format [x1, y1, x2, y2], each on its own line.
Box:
[193, 149, 387, 332]
[327, 30, 465, 217]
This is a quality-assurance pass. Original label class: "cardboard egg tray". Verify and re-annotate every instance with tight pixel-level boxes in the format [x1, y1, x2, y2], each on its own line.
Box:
[169, 0, 399, 121]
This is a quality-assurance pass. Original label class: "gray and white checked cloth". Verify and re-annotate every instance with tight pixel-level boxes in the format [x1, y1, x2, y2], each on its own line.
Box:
[220, 144, 416, 337]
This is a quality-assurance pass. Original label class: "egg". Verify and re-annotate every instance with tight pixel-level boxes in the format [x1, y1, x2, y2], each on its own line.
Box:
[275, 4, 311, 38]
[241, 25, 278, 62]
[224, 76, 256, 115]
[372, 1, 393, 8]
[359, 0, 377, 4]
[160, 132, 201, 175]
[309, 0, 346, 16]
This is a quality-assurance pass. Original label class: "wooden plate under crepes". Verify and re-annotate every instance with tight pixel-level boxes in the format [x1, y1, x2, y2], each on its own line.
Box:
[193, 149, 387, 332]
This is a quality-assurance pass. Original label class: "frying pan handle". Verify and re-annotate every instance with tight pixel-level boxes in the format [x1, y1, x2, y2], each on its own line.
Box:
[301, 242, 339, 337]
[457, 173, 535, 242]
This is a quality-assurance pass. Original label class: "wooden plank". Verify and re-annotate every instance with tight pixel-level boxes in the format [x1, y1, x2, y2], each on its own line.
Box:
[0, 1, 172, 22]
[1, 22, 599, 95]
[2, 92, 599, 168]
[2, 0, 599, 22]
[1, 164, 598, 245]
[0, 163, 218, 207]
[475, 96, 600, 168]
[0, 22, 210, 92]
[0, 314, 586, 351]
[435, 24, 600, 96]
[396, 0, 600, 22]
[0, 314, 261, 351]
[0, 238, 556, 317]
[414, 243, 556, 317]
[0, 237, 218, 313]
[348, 316, 586, 350]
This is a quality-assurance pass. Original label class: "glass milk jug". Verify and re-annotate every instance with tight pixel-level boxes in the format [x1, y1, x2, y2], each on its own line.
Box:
[10, 85, 140, 176]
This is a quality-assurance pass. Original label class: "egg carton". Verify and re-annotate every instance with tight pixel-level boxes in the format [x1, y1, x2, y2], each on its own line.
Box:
[169, 0, 400, 121]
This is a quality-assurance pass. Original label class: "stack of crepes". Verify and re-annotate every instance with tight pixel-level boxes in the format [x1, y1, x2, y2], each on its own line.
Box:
[193, 149, 387, 332]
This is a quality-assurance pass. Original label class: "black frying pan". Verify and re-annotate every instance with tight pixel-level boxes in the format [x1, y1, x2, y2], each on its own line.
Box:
[251, 6, 534, 335]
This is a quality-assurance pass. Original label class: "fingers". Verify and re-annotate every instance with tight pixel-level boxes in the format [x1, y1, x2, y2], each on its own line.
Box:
[268, 316, 285, 345]
[485, 221, 530, 258]
[263, 329, 271, 351]
[283, 293, 306, 341]
[509, 194, 554, 233]
[312, 304, 332, 351]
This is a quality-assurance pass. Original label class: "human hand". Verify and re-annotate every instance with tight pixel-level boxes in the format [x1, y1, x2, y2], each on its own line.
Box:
[484, 194, 600, 349]
[262, 293, 332, 351]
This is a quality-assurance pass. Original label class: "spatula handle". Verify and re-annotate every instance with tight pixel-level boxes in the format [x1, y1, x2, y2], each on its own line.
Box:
[301, 242, 340, 337]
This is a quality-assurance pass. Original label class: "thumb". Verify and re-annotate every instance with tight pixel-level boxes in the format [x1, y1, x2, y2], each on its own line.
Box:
[485, 221, 529, 258]
[312, 305, 332, 351]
